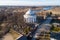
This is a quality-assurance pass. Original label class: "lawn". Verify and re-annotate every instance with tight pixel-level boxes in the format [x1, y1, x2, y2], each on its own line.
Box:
[9, 29, 22, 40]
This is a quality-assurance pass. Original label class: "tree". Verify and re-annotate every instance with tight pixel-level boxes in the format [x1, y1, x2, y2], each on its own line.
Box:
[50, 12, 52, 16]
[50, 25, 54, 31]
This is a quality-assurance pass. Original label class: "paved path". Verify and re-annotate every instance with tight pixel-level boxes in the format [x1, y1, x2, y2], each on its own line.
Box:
[2, 33, 14, 40]
[32, 17, 52, 40]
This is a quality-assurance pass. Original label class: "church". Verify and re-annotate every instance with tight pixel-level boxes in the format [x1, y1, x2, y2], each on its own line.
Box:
[23, 9, 37, 23]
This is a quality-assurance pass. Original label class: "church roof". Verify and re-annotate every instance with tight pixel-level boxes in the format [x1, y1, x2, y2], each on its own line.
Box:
[25, 9, 35, 15]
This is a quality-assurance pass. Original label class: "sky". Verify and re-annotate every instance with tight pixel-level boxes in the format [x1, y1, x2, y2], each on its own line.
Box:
[0, 0, 60, 6]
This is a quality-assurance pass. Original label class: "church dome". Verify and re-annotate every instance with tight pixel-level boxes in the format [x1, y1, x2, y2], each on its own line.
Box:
[25, 9, 35, 15]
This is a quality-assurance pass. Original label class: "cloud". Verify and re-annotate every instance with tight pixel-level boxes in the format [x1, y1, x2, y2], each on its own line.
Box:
[0, 0, 60, 6]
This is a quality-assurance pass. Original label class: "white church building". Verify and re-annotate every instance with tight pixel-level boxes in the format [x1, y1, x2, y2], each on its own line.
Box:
[23, 9, 37, 23]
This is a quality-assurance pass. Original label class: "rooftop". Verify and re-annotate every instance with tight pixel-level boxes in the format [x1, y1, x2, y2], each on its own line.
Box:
[25, 9, 35, 15]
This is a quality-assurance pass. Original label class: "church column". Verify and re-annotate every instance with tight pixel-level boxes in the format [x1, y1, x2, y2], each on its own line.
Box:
[33, 18, 34, 23]
[26, 18, 28, 23]
[25, 18, 27, 22]
[28, 18, 30, 22]
[30, 18, 31, 23]
[24, 18, 25, 22]
[28, 18, 29, 23]
[35, 17, 36, 22]
[27, 18, 28, 22]
[31, 18, 32, 23]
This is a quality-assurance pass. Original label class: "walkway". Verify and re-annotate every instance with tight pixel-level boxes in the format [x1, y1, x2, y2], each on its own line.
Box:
[2, 33, 14, 40]
[32, 17, 52, 40]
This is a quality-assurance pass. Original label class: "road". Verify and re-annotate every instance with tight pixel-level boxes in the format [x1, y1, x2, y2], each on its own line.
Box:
[31, 17, 52, 40]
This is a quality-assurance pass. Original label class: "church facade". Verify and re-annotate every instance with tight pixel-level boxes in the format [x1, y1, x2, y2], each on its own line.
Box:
[23, 9, 36, 23]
